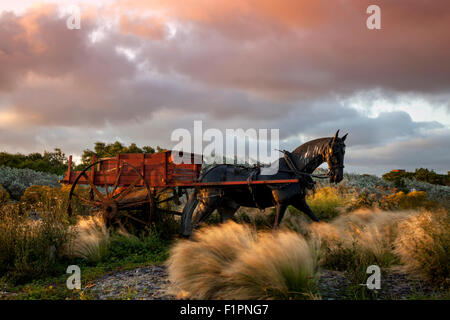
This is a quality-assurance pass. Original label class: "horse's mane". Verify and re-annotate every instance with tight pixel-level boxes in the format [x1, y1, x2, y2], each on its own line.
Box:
[293, 137, 331, 157]
[291, 137, 332, 171]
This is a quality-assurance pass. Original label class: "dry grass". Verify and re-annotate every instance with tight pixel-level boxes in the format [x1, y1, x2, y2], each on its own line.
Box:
[167, 221, 319, 300]
[0, 204, 70, 284]
[65, 214, 111, 263]
[307, 209, 415, 264]
[167, 222, 256, 299]
[0, 184, 9, 206]
[394, 210, 449, 288]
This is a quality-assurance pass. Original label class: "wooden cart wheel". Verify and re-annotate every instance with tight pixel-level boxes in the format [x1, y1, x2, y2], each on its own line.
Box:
[67, 159, 154, 230]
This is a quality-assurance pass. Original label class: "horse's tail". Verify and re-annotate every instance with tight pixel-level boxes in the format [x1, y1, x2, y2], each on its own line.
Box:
[180, 190, 199, 237]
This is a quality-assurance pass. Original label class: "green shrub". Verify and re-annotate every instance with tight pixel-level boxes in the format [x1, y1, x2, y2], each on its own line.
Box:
[380, 191, 439, 211]
[20, 184, 90, 218]
[305, 187, 348, 220]
[0, 166, 60, 199]
[106, 231, 169, 264]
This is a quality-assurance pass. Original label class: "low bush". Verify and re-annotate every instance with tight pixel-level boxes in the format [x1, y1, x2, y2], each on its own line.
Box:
[106, 231, 169, 264]
[20, 184, 90, 218]
[380, 191, 438, 211]
[0, 184, 10, 206]
[0, 166, 60, 200]
[305, 187, 348, 220]
[0, 205, 71, 284]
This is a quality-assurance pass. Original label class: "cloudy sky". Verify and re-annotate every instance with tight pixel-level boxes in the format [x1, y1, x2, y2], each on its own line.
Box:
[0, 0, 449, 175]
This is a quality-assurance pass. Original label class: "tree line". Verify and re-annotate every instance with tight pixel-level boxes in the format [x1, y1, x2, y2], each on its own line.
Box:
[1, 144, 448, 187]
[0, 142, 166, 175]
[382, 168, 450, 187]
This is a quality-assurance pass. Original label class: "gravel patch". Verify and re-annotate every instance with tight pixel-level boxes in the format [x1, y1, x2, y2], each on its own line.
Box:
[87, 265, 443, 300]
[318, 268, 442, 300]
[88, 265, 175, 300]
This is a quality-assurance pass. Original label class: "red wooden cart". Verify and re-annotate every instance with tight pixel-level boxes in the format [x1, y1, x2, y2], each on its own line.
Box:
[60, 151, 300, 229]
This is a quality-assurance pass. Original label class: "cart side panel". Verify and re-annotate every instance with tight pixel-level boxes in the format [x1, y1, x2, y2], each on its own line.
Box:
[60, 151, 203, 187]
[166, 152, 202, 186]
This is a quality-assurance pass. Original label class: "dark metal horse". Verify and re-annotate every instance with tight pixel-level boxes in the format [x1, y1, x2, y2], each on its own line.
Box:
[180, 130, 348, 236]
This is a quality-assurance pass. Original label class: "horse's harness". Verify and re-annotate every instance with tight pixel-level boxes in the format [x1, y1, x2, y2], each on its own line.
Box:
[199, 150, 343, 209]
[245, 149, 338, 209]
[278, 149, 332, 180]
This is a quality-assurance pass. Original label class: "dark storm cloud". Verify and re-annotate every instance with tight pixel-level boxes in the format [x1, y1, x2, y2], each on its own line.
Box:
[0, 1, 449, 173]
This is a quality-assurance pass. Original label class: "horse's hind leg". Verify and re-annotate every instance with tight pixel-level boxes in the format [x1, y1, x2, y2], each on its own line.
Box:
[192, 196, 219, 228]
[274, 203, 287, 229]
[180, 192, 200, 237]
[217, 204, 239, 223]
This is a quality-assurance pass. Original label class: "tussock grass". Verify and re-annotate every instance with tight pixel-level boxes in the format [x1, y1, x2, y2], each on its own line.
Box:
[65, 215, 110, 263]
[310, 209, 415, 271]
[394, 210, 449, 288]
[167, 221, 319, 299]
[302, 209, 416, 298]
[167, 222, 256, 299]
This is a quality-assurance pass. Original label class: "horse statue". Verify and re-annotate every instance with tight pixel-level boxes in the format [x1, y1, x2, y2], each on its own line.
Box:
[180, 130, 348, 236]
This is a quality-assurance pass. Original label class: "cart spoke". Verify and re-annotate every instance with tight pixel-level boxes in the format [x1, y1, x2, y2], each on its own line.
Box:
[113, 177, 141, 202]
[156, 195, 175, 204]
[120, 212, 148, 226]
[118, 199, 150, 208]
[72, 192, 102, 207]
[102, 165, 110, 199]
[112, 164, 123, 195]
[82, 172, 105, 201]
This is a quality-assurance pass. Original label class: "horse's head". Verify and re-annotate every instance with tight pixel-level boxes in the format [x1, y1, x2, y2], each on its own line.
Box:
[325, 130, 347, 184]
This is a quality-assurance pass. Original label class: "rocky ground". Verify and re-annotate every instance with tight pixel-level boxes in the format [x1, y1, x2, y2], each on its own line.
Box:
[88, 265, 175, 300]
[86, 265, 442, 300]
[317, 269, 441, 300]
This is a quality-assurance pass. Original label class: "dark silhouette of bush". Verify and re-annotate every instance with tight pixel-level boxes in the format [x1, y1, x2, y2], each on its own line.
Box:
[382, 168, 449, 187]
[76, 141, 165, 169]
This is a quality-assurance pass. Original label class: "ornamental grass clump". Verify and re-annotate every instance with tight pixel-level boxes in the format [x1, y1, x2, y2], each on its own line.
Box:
[309, 209, 414, 270]
[394, 209, 449, 288]
[167, 221, 319, 300]
[65, 215, 110, 263]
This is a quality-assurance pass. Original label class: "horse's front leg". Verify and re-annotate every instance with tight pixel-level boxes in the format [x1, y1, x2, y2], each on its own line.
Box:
[274, 203, 287, 229]
[292, 197, 320, 222]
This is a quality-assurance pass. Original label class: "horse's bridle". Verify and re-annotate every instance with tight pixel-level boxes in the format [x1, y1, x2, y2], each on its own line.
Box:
[278, 150, 330, 179]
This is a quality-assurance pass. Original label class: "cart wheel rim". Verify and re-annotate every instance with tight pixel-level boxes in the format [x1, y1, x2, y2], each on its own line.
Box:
[67, 158, 153, 228]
